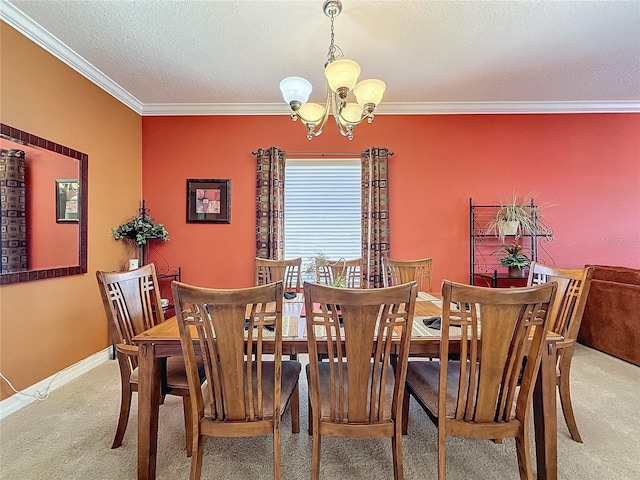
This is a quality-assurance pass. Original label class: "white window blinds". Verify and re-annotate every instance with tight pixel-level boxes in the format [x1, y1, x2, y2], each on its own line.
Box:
[284, 158, 362, 277]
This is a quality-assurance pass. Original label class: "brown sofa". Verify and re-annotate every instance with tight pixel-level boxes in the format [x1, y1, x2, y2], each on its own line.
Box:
[577, 265, 640, 366]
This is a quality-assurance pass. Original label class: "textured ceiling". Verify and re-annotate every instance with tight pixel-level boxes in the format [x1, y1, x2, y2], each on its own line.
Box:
[2, 0, 639, 115]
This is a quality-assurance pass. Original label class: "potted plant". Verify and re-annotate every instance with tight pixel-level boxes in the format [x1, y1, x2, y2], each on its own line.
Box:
[111, 207, 169, 267]
[304, 252, 347, 287]
[496, 239, 531, 278]
[487, 193, 552, 242]
[111, 213, 169, 247]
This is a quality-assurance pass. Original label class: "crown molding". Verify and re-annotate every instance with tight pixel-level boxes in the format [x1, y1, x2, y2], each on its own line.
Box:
[3, 3, 639, 117]
[375, 101, 640, 115]
[141, 101, 640, 116]
[141, 103, 291, 116]
[1, 2, 144, 114]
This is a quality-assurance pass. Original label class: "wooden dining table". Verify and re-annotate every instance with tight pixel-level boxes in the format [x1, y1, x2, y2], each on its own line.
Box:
[132, 293, 561, 480]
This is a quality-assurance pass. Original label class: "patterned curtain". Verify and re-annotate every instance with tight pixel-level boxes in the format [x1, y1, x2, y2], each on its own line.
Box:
[255, 147, 286, 259]
[361, 147, 392, 288]
[0, 148, 27, 273]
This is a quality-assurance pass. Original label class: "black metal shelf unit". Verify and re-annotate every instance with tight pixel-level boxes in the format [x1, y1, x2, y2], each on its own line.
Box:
[469, 197, 551, 288]
[154, 265, 181, 318]
[141, 242, 181, 318]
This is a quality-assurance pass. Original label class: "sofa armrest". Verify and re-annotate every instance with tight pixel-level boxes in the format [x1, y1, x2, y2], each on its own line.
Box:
[578, 276, 640, 366]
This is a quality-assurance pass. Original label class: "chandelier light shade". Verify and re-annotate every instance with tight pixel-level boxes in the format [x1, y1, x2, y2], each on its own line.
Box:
[279, 0, 386, 140]
[340, 103, 364, 124]
[298, 103, 325, 124]
[279, 77, 313, 105]
[325, 59, 361, 94]
[354, 79, 387, 109]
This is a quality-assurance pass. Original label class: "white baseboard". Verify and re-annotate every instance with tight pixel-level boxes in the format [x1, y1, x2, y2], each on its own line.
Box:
[0, 347, 112, 420]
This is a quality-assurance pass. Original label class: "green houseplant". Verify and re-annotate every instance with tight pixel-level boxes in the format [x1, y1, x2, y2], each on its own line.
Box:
[487, 193, 552, 242]
[496, 240, 531, 278]
[111, 211, 169, 247]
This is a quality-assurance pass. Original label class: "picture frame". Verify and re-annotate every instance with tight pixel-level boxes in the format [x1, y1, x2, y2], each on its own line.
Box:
[186, 178, 231, 223]
[56, 178, 80, 223]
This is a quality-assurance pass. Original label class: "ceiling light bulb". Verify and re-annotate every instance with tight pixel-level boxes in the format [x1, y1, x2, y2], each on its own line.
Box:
[325, 59, 361, 95]
[279, 77, 313, 106]
[353, 79, 386, 107]
[298, 103, 325, 124]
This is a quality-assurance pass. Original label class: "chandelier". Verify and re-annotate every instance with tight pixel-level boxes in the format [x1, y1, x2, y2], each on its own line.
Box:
[279, 0, 386, 140]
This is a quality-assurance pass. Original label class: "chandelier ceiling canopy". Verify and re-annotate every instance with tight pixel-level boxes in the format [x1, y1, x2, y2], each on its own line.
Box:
[279, 0, 386, 140]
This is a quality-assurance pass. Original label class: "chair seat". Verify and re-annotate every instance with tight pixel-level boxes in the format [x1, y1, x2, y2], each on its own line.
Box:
[306, 362, 396, 422]
[406, 361, 456, 417]
[406, 360, 517, 419]
[130, 356, 205, 390]
[202, 360, 302, 419]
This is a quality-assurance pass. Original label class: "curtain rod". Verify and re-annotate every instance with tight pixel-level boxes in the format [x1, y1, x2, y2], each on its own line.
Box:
[285, 151, 359, 157]
[285, 150, 394, 157]
[253, 150, 356, 156]
[252, 149, 394, 157]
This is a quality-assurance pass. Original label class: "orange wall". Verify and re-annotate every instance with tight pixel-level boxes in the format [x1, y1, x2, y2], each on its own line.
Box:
[0, 23, 142, 401]
[142, 113, 640, 290]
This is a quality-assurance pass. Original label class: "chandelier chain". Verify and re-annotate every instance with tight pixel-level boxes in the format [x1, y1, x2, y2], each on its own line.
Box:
[326, 10, 344, 64]
[327, 12, 336, 62]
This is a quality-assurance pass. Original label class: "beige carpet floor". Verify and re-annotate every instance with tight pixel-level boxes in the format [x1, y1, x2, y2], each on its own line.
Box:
[1, 345, 639, 479]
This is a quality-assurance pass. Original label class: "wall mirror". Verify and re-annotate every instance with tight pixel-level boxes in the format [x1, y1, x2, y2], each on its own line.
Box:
[0, 123, 88, 285]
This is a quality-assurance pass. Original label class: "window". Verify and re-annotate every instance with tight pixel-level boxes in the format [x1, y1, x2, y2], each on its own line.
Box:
[284, 158, 361, 280]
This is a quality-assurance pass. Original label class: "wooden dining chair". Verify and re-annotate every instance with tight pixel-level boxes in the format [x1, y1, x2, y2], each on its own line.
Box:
[304, 281, 418, 480]
[96, 264, 200, 454]
[382, 257, 433, 292]
[403, 280, 557, 480]
[527, 262, 594, 442]
[315, 257, 363, 288]
[255, 257, 302, 292]
[172, 280, 302, 480]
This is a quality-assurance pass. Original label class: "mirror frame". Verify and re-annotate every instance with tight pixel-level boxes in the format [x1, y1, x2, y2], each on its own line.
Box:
[0, 123, 88, 285]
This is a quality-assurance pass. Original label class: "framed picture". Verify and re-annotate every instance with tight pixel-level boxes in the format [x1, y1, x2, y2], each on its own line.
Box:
[186, 178, 231, 223]
[56, 178, 80, 223]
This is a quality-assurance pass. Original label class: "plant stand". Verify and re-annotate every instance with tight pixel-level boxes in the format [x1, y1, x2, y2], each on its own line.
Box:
[470, 198, 553, 288]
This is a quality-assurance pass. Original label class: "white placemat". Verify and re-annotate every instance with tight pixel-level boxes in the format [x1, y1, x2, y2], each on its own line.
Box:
[412, 317, 477, 337]
[417, 292, 441, 302]
[244, 315, 298, 339]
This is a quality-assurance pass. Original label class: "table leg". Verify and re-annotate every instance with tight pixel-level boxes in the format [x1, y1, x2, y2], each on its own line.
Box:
[533, 341, 558, 480]
[138, 341, 161, 480]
